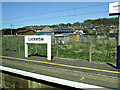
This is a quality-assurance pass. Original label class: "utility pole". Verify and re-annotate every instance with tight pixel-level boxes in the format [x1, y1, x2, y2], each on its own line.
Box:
[13, 25, 14, 29]
[11, 24, 12, 35]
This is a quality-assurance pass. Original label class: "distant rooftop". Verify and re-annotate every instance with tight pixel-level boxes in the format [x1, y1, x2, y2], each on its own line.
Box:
[52, 28, 74, 33]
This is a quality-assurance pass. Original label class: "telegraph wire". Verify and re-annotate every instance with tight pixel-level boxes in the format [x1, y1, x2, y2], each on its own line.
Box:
[4, 3, 108, 20]
[3, 10, 108, 25]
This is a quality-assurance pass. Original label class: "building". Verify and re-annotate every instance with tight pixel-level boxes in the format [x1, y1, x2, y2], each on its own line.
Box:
[34, 26, 53, 35]
[69, 33, 81, 42]
[16, 29, 35, 35]
[110, 25, 118, 31]
[54, 34, 69, 44]
[109, 25, 118, 33]
[53, 28, 75, 44]
[52, 28, 74, 34]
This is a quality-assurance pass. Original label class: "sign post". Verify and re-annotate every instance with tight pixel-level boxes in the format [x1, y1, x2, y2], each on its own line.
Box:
[25, 35, 51, 60]
[109, 2, 120, 69]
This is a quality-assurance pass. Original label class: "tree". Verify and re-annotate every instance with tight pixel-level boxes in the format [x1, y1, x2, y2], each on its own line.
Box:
[73, 22, 80, 26]
[84, 19, 92, 23]
[66, 23, 71, 26]
[2, 28, 11, 35]
[2, 27, 26, 35]
[83, 28, 89, 34]
[59, 23, 66, 27]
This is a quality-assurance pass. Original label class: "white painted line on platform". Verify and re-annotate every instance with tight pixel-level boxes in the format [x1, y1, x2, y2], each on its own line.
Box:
[0, 66, 112, 89]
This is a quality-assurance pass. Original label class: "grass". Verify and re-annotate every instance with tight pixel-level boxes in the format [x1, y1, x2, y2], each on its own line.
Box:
[2, 36, 117, 63]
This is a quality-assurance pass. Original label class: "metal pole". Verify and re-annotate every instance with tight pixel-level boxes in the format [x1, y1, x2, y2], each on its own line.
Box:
[118, 15, 120, 45]
[117, 15, 120, 69]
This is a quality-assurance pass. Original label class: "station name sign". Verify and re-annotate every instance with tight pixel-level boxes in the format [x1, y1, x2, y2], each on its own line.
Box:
[25, 35, 51, 60]
[109, 2, 120, 16]
[25, 35, 49, 44]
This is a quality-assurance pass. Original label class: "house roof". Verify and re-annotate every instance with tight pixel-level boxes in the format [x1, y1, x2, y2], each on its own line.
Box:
[31, 26, 53, 33]
[52, 29, 74, 33]
[41, 26, 53, 32]
[17, 29, 35, 33]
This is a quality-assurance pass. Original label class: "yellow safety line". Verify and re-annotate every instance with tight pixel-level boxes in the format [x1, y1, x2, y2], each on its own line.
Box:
[0, 56, 120, 74]
[2, 60, 119, 83]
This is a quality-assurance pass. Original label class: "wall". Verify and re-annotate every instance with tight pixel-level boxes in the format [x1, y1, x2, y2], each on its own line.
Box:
[2, 72, 59, 89]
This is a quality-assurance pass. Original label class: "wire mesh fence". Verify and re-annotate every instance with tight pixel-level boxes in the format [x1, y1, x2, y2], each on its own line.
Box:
[2, 34, 117, 63]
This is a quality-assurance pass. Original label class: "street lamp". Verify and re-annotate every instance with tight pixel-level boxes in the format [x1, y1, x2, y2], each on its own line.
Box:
[109, 2, 120, 69]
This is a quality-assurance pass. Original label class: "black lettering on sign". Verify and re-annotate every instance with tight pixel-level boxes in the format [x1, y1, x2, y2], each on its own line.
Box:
[113, 5, 120, 8]
[28, 37, 44, 41]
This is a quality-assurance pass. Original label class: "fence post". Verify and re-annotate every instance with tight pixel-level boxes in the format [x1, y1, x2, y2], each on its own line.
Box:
[4, 36, 6, 51]
[19, 40, 20, 54]
[56, 37, 59, 57]
[35, 44, 38, 55]
[89, 36, 92, 63]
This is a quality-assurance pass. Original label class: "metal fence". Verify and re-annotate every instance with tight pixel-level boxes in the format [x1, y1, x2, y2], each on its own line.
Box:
[2, 34, 118, 63]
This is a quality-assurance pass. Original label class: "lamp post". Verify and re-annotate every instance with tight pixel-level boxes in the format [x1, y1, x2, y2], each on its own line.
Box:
[109, 2, 120, 69]
[117, 15, 120, 69]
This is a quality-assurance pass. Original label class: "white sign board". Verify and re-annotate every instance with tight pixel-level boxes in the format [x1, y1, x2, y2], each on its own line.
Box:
[109, 2, 120, 16]
[25, 35, 51, 60]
